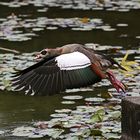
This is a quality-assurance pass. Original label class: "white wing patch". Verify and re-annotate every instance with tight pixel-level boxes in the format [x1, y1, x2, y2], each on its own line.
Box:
[55, 52, 91, 70]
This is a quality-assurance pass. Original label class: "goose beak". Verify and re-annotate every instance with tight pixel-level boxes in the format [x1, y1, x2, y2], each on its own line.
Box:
[107, 70, 126, 93]
[35, 54, 42, 59]
[35, 49, 48, 60]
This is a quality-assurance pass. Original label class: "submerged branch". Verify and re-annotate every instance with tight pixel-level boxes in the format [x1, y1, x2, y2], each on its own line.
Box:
[0, 47, 20, 54]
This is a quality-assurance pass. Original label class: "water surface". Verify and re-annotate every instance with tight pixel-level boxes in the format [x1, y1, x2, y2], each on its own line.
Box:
[0, 2, 140, 139]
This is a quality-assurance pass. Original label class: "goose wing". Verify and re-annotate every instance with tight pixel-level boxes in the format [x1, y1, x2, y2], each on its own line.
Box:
[12, 52, 101, 96]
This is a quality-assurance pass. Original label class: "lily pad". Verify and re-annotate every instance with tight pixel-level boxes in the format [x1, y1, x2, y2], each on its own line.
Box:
[85, 97, 105, 102]
[50, 113, 68, 118]
[55, 109, 72, 113]
[0, 130, 5, 135]
[61, 101, 75, 104]
[89, 109, 105, 123]
[117, 23, 128, 27]
[103, 132, 121, 139]
[12, 126, 35, 137]
[63, 95, 83, 100]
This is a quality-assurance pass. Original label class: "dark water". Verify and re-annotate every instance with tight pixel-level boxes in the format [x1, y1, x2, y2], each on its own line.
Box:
[1, 7, 140, 52]
[0, 3, 140, 139]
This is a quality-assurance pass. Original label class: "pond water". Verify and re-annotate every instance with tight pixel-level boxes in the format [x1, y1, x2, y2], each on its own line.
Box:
[0, 0, 140, 139]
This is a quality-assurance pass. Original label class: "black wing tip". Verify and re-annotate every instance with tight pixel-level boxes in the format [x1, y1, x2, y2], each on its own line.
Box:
[11, 72, 21, 77]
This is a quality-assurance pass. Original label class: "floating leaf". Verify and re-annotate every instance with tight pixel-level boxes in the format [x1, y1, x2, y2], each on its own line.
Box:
[61, 101, 75, 104]
[85, 97, 105, 102]
[117, 23, 128, 27]
[46, 129, 64, 139]
[0, 130, 5, 135]
[74, 128, 91, 137]
[136, 36, 140, 39]
[63, 95, 83, 100]
[55, 109, 72, 113]
[12, 126, 35, 137]
[91, 129, 102, 136]
[28, 133, 43, 138]
[2, 79, 11, 90]
[101, 92, 113, 98]
[50, 113, 68, 118]
[90, 109, 105, 123]
[121, 51, 140, 72]
[103, 132, 121, 139]
[109, 111, 121, 120]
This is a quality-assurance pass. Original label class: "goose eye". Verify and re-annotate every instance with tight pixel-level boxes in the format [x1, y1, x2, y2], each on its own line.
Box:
[41, 50, 47, 55]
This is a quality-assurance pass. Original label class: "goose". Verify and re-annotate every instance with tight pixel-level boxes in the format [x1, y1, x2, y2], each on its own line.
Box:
[12, 44, 126, 96]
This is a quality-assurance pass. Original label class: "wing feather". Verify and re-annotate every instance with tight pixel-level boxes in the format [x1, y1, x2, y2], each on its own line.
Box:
[59, 70, 65, 92]
[42, 74, 51, 95]
[12, 52, 102, 96]
[13, 72, 37, 91]
[12, 66, 101, 95]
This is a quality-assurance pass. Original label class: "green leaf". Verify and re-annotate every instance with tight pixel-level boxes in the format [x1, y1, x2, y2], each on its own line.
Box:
[90, 109, 105, 123]
[91, 129, 102, 136]
[110, 111, 121, 120]
[103, 133, 121, 139]
[2, 79, 12, 90]
[74, 128, 91, 137]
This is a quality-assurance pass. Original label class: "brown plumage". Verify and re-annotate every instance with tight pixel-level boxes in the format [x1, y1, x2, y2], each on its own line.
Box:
[12, 44, 126, 96]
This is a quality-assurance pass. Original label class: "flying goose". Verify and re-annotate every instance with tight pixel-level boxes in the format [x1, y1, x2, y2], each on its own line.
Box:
[12, 44, 126, 96]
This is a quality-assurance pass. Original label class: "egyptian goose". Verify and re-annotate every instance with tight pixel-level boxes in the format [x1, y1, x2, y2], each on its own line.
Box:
[12, 44, 125, 95]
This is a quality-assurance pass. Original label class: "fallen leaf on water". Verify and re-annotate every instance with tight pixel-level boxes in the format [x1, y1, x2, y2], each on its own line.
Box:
[89, 109, 105, 123]
[121, 51, 140, 72]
